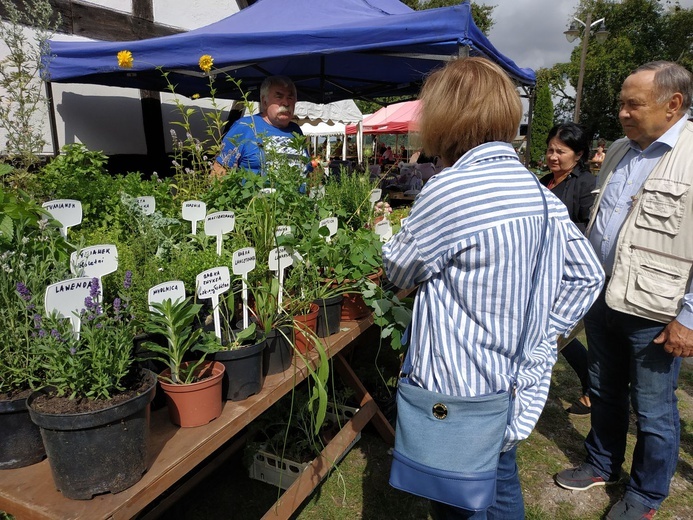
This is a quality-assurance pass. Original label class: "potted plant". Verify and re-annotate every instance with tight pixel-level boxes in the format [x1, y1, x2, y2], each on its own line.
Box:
[197, 288, 268, 401]
[141, 296, 225, 427]
[0, 189, 72, 470]
[27, 272, 157, 500]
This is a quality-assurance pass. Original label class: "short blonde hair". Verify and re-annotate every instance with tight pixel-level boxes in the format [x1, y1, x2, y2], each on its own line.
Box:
[418, 57, 522, 166]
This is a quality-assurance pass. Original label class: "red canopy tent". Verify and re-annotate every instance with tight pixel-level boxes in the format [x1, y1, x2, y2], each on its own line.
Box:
[346, 100, 420, 135]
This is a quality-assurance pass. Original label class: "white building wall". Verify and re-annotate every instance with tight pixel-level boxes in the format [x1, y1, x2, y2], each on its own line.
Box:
[0, 0, 241, 157]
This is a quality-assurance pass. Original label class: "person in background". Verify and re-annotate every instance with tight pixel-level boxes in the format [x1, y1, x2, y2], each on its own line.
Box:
[382, 57, 604, 519]
[591, 138, 607, 165]
[400, 145, 408, 161]
[541, 122, 596, 416]
[555, 61, 693, 520]
[212, 75, 311, 177]
[380, 145, 395, 166]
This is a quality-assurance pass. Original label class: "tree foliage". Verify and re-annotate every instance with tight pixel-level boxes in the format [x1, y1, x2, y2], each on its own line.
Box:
[549, 0, 693, 141]
[355, 1, 494, 115]
[530, 81, 554, 166]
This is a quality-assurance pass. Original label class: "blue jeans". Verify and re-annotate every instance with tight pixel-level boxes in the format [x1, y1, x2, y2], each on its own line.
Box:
[430, 447, 524, 520]
[583, 288, 681, 510]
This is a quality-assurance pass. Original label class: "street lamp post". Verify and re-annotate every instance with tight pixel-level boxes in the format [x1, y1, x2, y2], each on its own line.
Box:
[564, 13, 609, 123]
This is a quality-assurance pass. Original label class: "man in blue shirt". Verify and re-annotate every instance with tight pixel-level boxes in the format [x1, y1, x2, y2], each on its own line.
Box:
[556, 61, 693, 520]
[212, 76, 311, 177]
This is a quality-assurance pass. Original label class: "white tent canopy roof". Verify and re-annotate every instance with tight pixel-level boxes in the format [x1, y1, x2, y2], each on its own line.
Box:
[294, 99, 362, 125]
[300, 121, 347, 136]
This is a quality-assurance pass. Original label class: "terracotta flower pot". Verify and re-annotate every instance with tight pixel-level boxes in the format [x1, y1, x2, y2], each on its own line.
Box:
[340, 268, 384, 321]
[159, 361, 224, 428]
[293, 303, 319, 354]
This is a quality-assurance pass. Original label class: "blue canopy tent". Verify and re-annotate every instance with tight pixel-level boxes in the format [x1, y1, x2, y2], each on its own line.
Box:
[43, 0, 535, 103]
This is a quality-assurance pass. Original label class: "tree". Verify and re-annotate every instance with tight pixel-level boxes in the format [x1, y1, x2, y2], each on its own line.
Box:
[530, 81, 554, 166]
[356, 1, 494, 115]
[550, 0, 693, 141]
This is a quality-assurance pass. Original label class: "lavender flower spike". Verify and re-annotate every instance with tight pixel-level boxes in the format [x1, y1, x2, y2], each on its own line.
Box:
[124, 270, 133, 290]
[89, 278, 100, 300]
[16, 282, 31, 301]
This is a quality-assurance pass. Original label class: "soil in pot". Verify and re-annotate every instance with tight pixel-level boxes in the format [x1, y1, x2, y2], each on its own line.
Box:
[213, 334, 267, 401]
[159, 361, 224, 427]
[27, 369, 157, 500]
[0, 389, 46, 469]
[314, 294, 344, 338]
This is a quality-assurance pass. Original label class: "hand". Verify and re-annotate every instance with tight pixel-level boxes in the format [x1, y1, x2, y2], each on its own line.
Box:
[653, 320, 693, 357]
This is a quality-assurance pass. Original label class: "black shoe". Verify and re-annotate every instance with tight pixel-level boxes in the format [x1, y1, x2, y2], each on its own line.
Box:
[566, 400, 591, 416]
[606, 498, 656, 519]
[555, 463, 620, 491]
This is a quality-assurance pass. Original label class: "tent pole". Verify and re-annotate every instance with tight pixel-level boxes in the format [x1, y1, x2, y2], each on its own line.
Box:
[524, 85, 535, 168]
[45, 81, 59, 157]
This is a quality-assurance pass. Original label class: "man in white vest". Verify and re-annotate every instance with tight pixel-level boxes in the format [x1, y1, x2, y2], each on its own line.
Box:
[555, 61, 693, 520]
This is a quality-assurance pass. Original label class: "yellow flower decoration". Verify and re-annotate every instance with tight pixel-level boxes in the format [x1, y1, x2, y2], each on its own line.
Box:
[198, 54, 214, 73]
[117, 50, 133, 69]
[191, 93, 200, 100]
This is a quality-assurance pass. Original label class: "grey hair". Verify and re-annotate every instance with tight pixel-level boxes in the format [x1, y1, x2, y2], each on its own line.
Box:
[260, 76, 296, 107]
[633, 61, 693, 113]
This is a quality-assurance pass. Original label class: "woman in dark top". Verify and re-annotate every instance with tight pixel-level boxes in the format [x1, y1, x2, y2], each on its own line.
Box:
[541, 122, 596, 415]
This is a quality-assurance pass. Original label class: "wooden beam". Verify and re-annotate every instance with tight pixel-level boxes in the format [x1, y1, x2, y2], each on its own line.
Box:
[0, 0, 183, 41]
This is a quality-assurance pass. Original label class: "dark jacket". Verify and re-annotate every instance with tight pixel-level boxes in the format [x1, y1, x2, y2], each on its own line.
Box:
[540, 165, 596, 233]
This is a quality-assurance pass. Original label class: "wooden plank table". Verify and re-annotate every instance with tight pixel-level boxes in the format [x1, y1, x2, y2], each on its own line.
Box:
[0, 305, 400, 520]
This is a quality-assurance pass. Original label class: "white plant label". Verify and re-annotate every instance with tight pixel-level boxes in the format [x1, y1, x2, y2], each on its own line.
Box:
[148, 280, 186, 312]
[319, 217, 338, 240]
[136, 196, 155, 215]
[259, 187, 276, 195]
[375, 219, 393, 242]
[233, 247, 256, 329]
[204, 211, 236, 256]
[42, 199, 82, 238]
[369, 189, 382, 206]
[196, 266, 231, 340]
[44, 276, 95, 337]
[269, 246, 294, 307]
[70, 244, 118, 280]
[275, 225, 293, 237]
[182, 200, 207, 234]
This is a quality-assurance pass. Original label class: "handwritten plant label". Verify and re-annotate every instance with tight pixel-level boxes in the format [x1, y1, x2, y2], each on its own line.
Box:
[259, 187, 276, 195]
[196, 266, 231, 340]
[232, 247, 256, 276]
[269, 247, 294, 307]
[375, 219, 393, 242]
[233, 247, 256, 329]
[148, 280, 186, 312]
[182, 200, 207, 234]
[136, 196, 155, 216]
[42, 199, 82, 238]
[369, 189, 382, 206]
[204, 211, 236, 256]
[319, 217, 338, 241]
[275, 225, 293, 237]
[70, 244, 118, 279]
[44, 276, 94, 336]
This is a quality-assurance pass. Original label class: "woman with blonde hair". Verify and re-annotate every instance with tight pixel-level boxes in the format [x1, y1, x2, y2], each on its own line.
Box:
[383, 57, 604, 519]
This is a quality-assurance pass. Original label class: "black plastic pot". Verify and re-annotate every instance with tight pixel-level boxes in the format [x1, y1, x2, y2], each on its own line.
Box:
[314, 295, 344, 338]
[264, 326, 293, 375]
[27, 370, 157, 500]
[0, 393, 45, 469]
[213, 334, 267, 401]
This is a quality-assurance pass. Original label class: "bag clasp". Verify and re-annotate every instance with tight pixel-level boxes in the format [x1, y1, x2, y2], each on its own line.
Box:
[432, 402, 448, 419]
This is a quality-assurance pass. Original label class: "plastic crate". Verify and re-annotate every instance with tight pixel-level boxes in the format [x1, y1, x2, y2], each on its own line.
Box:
[248, 405, 361, 490]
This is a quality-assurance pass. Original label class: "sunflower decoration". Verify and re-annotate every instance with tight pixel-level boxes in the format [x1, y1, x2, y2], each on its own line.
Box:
[117, 50, 134, 69]
[198, 54, 214, 73]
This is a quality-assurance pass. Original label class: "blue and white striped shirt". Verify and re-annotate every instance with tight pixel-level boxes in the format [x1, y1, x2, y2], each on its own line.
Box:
[383, 142, 604, 449]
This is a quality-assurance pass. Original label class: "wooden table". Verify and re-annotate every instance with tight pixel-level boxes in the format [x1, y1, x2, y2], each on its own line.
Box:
[0, 306, 401, 520]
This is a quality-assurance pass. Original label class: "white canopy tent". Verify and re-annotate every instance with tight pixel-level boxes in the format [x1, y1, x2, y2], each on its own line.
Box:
[295, 100, 363, 163]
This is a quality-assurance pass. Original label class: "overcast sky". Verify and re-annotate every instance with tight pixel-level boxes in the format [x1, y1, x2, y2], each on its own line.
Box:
[475, 0, 693, 72]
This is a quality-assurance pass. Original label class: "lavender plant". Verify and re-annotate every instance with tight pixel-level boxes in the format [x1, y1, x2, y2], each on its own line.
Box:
[32, 273, 138, 400]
